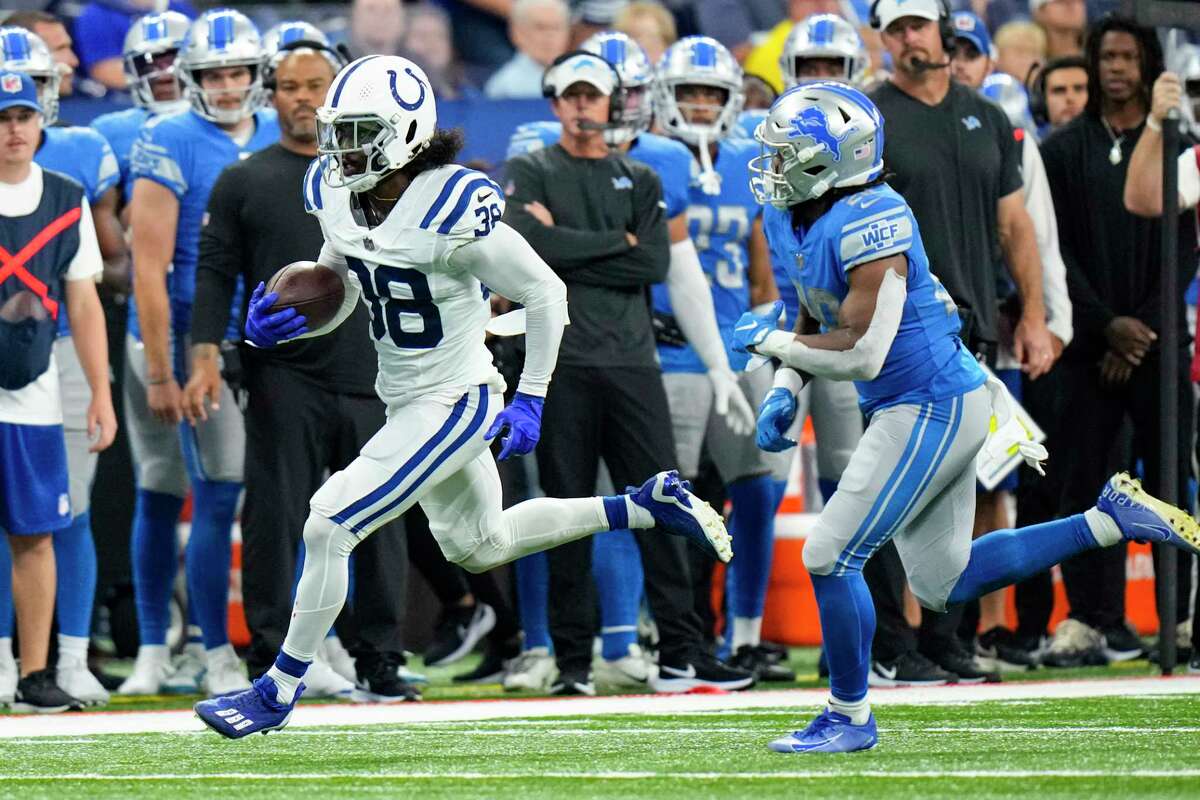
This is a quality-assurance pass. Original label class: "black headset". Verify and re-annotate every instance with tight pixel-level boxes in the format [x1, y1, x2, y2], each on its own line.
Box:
[868, 0, 956, 53]
[262, 38, 352, 91]
[540, 49, 625, 121]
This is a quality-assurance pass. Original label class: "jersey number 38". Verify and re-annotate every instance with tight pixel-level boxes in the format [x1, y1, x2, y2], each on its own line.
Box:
[346, 256, 444, 349]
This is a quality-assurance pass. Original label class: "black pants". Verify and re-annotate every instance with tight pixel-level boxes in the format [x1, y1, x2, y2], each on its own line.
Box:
[537, 364, 703, 673]
[1055, 352, 1193, 631]
[240, 363, 408, 675]
[865, 540, 917, 662]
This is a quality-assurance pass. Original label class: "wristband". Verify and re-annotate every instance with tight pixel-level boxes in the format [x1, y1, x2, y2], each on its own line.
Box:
[147, 376, 170, 386]
[772, 366, 808, 394]
[1146, 116, 1162, 133]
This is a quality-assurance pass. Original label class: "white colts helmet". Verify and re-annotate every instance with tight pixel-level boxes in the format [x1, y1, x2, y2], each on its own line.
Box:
[316, 55, 437, 193]
[750, 81, 885, 208]
[178, 8, 265, 125]
[780, 14, 869, 89]
[653, 35, 744, 147]
[0, 27, 60, 124]
[580, 31, 654, 146]
[123, 11, 191, 114]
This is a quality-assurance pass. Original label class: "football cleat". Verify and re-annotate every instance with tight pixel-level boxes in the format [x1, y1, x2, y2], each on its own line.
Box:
[203, 648, 252, 698]
[55, 656, 111, 707]
[628, 470, 733, 562]
[768, 708, 878, 754]
[195, 676, 303, 739]
[117, 646, 172, 696]
[595, 643, 656, 689]
[651, 652, 754, 693]
[162, 643, 206, 694]
[503, 647, 557, 692]
[1098, 472, 1200, 556]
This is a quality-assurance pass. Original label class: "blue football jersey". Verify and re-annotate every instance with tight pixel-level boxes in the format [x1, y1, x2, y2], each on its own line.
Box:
[654, 137, 763, 374]
[92, 105, 153, 200]
[504, 122, 691, 219]
[734, 109, 767, 141]
[762, 184, 985, 415]
[128, 108, 279, 338]
[37, 125, 120, 337]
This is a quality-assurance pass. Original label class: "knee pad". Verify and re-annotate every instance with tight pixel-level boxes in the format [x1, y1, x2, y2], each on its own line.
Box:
[802, 534, 841, 577]
[303, 513, 361, 561]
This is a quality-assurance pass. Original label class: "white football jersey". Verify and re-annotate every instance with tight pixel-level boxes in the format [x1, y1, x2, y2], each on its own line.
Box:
[303, 161, 508, 407]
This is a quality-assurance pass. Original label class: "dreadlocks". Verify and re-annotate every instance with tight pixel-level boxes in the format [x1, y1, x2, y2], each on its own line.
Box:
[1083, 14, 1163, 118]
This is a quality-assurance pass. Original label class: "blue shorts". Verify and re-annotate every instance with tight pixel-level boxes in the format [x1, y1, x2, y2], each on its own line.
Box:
[977, 367, 1023, 494]
[0, 421, 72, 535]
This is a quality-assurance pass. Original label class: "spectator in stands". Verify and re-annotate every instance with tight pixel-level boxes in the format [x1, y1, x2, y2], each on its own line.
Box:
[6, 10, 79, 97]
[1040, 15, 1195, 668]
[347, 0, 406, 59]
[612, 1, 676, 65]
[402, 3, 477, 100]
[71, 0, 197, 92]
[743, 0, 844, 93]
[1031, 0, 1086, 60]
[484, 0, 569, 100]
[442, 0, 516, 79]
[691, 0, 784, 61]
[1036, 54, 1089, 131]
[994, 20, 1047, 87]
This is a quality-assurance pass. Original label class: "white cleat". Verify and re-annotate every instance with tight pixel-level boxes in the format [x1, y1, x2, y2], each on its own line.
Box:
[301, 657, 355, 699]
[117, 646, 172, 696]
[594, 643, 657, 689]
[0, 651, 16, 707]
[56, 656, 111, 707]
[162, 643, 206, 694]
[320, 636, 358, 684]
[203, 648, 252, 698]
[502, 646, 557, 692]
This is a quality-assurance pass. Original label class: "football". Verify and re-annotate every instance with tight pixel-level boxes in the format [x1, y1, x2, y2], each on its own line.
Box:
[265, 261, 344, 330]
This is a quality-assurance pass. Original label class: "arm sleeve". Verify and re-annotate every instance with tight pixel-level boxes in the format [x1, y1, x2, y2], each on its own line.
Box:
[288, 242, 361, 341]
[65, 200, 102, 281]
[1022, 139, 1072, 346]
[449, 222, 568, 397]
[665, 237, 730, 372]
[565, 169, 671, 288]
[192, 166, 245, 345]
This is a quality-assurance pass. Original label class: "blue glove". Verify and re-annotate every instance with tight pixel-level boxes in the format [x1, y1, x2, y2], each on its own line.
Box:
[484, 391, 544, 461]
[756, 387, 798, 452]
[244, 281, 309, 348]
[729, 300, 785, 371]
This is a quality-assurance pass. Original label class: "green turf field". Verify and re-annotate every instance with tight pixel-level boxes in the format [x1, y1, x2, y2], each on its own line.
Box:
[2, 692, 1198, 799]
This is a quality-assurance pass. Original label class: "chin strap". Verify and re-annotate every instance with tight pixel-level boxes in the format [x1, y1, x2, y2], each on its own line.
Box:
[696, 134, 722, 196]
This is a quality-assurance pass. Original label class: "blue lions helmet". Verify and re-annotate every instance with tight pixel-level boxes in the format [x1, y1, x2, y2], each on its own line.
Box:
[780, 14, 869, 89]
[0, 27, 60, 124]
[178, 8, 265, 125]
[654, 35, 745, 146]
[980, 72, 1036, 140]
[123, 11, 191, 114]
[580, 31, 653, 145]
[750, 81, 884, 208]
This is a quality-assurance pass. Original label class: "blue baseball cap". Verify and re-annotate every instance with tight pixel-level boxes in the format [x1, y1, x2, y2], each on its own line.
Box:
[951, 11, 993, 59]
[0, 71, 42, 114]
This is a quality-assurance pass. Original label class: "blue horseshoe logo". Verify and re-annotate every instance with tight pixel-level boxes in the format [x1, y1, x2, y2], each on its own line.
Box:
[387, 68, 426, 110]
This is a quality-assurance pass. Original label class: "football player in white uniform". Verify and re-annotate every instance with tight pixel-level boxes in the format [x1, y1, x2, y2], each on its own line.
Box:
[195, 55, 732, 738]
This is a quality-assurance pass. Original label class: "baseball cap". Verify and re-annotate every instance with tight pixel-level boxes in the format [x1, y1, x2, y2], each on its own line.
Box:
[951, 11, 994, 58]
[872, 0, 942, 32]
[0, 71, 41, 114]
[543, 52, 616, 98]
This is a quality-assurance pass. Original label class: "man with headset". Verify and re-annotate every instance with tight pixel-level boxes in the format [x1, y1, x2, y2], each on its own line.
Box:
[864, 0, 1055, 684]
[503, 51, 754, 695]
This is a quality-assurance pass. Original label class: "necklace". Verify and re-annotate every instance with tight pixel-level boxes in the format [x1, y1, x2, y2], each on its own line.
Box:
[1100, 117, 1125, 165]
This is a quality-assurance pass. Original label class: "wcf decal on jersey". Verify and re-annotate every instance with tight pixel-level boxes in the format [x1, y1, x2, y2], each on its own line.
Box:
[858, 215, 911, 251]
[1, 73, 21, 93]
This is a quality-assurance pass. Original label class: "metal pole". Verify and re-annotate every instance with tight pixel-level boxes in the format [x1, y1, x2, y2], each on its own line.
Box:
[1157, 108, 1180, 676]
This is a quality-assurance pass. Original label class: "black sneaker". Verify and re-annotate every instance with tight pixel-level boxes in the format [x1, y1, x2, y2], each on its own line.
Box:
[353, 653, 421, 703]
[868, 651, 955, 687]
[757, 641, 789, 664]
[424, 603, 496, 667]
[453, 635, 520, 684]
[1190, 653, 1200, 674]
[549, 670, 595, 696]
[730, 645, 796, 682]
[1149, 643, 1193, 667]
[976, 626, 1038, 672]
[651, 651, 755, 693]
[929, 646, 1000, 685]
[1101, 622, 1147, 662]
[14, 668, 84, 714]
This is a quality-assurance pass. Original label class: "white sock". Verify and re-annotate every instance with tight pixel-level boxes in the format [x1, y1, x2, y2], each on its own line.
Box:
[624, 496, 655, 528]
[0, 637, 13, 664]
[138, 644, 170, 663]
[828, 695, 871, 726]
[265, 665, 303, 704]
[57, 634, 89, 664]
[205, 643, 238, 667]
[731, 616, 763, 651]
[1085, 507, 1122, 547]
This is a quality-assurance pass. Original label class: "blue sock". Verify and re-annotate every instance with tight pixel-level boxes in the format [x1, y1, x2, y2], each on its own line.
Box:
[0, 535, 11, 638]
[593, 529, 643, 660]
[948, 514, 1097, 606]
[726, 476, 777, 620]
[186, 480, 240, 650]
[131, 488, 185, 646]
[52, 513, 97, 638]
[514, 553, 552, 652]
[810, 571, 875, 703]
[818, 478, 839, 504]
[771, 479, 788, 512]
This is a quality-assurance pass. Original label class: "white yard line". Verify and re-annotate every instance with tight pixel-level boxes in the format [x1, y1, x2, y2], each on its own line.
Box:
[0, 676, 1197, 740]
[2, 770, 1199, 781]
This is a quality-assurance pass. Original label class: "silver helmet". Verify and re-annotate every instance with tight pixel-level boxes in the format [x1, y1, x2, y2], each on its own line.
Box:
[123, 11, 190, 114]
[653, 35, 744, 146]
[1179, 45, 1200, 134]
[780, 14, 868, 89]
[262, 21, 341, 87]
[178, 8, 265, 125]
[581, 30, 653, 146]
[749, 81, 884, 208]
[980, 72, 1036, 140]
[0, 27, 60, 125]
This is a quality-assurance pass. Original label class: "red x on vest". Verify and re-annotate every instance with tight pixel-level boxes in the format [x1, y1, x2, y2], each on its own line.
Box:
[0, 205, 82, 321]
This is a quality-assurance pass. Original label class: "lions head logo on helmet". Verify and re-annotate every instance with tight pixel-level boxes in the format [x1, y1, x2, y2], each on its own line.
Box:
[750, 81, 883, 208]
[316, 55, 437, 193]
[178, 9, 266, 125]
[0, 27, 61, 125]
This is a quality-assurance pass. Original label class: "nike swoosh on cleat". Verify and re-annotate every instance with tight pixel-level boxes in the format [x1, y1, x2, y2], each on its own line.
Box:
[797, 732, 844, 750]
[660, 664, 696, 679]
[1129, 522, 1170, 539]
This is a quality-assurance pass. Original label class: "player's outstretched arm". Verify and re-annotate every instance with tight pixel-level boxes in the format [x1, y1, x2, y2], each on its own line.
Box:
[730, 254, 908, 383]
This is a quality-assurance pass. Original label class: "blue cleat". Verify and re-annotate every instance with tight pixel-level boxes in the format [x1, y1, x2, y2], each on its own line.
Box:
[628, 470, 733, 562]
[768, 708, 879, 753]
[194, 676, 304, 739]
[1098, 472, 1200, 557]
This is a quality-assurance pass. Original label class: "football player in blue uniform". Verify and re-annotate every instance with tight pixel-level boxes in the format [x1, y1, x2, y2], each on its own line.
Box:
[0, 27, 123, 707]
[734, 81, 1200, 753]
[123, 8, 279, 698]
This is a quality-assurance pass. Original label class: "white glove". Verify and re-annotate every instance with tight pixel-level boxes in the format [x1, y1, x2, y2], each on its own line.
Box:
[984, 374, 1048, 476]
[709, 368, 755, 436]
